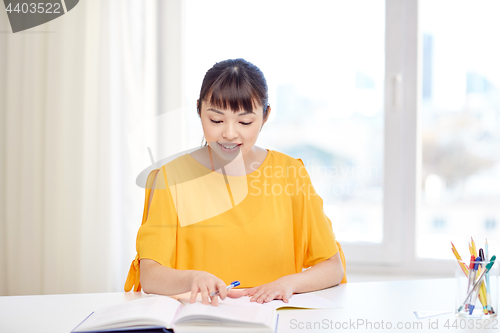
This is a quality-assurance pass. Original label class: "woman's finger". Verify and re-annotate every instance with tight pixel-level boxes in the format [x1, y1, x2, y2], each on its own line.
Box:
[210, 291, 219, 306]
[250, 288, 266, 302]
[258, 294, 269, 303]
[215, 280, 227, 300]
[264, 291, 278, 303]
[257, 291, 272, 304]
[200, 285, 210, 305]
[189, 285, 199, 303]
[243, 287, 257, 296]
[227, 289, 247, 298]
[208, 281, 223, 306]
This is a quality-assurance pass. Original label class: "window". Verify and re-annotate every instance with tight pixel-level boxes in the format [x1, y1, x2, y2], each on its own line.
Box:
[418, 0, 500, 259]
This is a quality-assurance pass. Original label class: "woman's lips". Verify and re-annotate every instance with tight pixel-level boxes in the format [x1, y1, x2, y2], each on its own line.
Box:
[217, 142, 241, 153]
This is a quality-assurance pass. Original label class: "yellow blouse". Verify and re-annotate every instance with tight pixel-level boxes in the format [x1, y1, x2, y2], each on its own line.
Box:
[125, 150, 347, 291]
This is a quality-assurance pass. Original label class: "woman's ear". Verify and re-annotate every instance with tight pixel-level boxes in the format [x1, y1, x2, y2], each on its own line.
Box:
[262, 105, 271, 126]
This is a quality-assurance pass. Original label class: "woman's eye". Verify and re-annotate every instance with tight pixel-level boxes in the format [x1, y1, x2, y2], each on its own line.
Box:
[210, 119, 222, 124]
[240, 122, 252, 126]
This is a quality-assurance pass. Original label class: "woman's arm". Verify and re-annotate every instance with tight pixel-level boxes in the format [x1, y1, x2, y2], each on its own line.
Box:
[240, 252, 344, 303]
[288, 252, 344, 293]
[140, 259, 229, 305]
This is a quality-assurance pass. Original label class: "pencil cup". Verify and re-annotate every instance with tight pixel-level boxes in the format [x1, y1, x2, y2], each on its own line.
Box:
[455, 260, 498, 318]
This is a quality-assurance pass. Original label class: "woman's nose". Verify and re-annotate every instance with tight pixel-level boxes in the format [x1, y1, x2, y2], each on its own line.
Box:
[222, 123, 238, 140]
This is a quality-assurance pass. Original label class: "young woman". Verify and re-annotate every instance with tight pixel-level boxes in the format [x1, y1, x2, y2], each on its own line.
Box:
[125, 59, 346, 306]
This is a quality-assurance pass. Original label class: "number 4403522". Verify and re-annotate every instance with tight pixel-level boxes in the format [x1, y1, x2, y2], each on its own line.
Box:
[5, 2, 61, 14]
[444, 318, 498, 330]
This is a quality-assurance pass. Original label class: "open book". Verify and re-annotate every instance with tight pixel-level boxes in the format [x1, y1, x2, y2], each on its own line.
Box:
[72, 293, 340, 333]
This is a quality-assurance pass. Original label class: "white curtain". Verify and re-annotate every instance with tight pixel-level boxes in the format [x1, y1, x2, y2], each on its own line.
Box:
[0, 0, 185, 295]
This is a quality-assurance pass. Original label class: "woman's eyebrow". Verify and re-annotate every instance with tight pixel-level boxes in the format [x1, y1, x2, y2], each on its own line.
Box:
[238, 111, 256, 116]
[207, 108, 256, 116]
[207, 108, 224, 114]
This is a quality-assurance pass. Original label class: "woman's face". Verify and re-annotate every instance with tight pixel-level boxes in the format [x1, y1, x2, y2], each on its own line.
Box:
[199, 99, 268, 161]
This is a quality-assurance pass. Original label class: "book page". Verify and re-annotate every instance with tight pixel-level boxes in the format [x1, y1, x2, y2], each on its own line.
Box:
[174, 301, 273, 327]
[179, 293, 340, 310]
[74, 296, 181, 332]
[266, 293, 341, 310]
[173, 293, 340, 329]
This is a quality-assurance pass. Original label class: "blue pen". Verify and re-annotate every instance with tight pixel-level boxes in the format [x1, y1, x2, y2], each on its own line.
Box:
[210, 280, 240, 297]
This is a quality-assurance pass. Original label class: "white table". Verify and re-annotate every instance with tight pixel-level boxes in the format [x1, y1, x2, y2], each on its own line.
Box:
[0, 279, 497, 333]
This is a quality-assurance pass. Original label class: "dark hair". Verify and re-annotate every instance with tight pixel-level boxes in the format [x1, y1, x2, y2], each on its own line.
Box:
[197, 59, 269, 118]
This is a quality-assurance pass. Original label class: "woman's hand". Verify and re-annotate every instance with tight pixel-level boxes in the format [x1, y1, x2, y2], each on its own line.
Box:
[244, 276, 295, 304]
[189, 271, 228, 306]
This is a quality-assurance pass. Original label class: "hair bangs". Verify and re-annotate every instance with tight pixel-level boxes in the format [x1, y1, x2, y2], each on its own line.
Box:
[207, 71, 260, 113]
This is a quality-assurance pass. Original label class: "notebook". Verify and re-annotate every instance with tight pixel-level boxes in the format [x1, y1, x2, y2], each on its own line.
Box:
[72, 293, 340, 333]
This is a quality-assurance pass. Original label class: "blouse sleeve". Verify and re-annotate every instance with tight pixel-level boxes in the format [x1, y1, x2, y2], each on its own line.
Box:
[292, 158, 339, 267]
[137, 167, 178, 266]
[124, 167, 178, 292]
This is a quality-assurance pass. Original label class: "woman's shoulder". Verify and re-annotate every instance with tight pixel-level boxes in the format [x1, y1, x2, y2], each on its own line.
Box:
[262, 150, 309, 181]
[154, 150, 210, 186]
[158, 153, 196, 171]
[268, 149, 306, 167]
[154, 148, 208, 170]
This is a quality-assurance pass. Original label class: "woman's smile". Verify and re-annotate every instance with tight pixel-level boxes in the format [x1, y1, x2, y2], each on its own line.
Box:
[217, 141, 242, 153]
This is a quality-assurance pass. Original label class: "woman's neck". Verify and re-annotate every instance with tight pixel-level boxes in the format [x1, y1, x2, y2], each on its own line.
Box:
[189, 145, 268, 176]
[208, 146, 267, 176]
